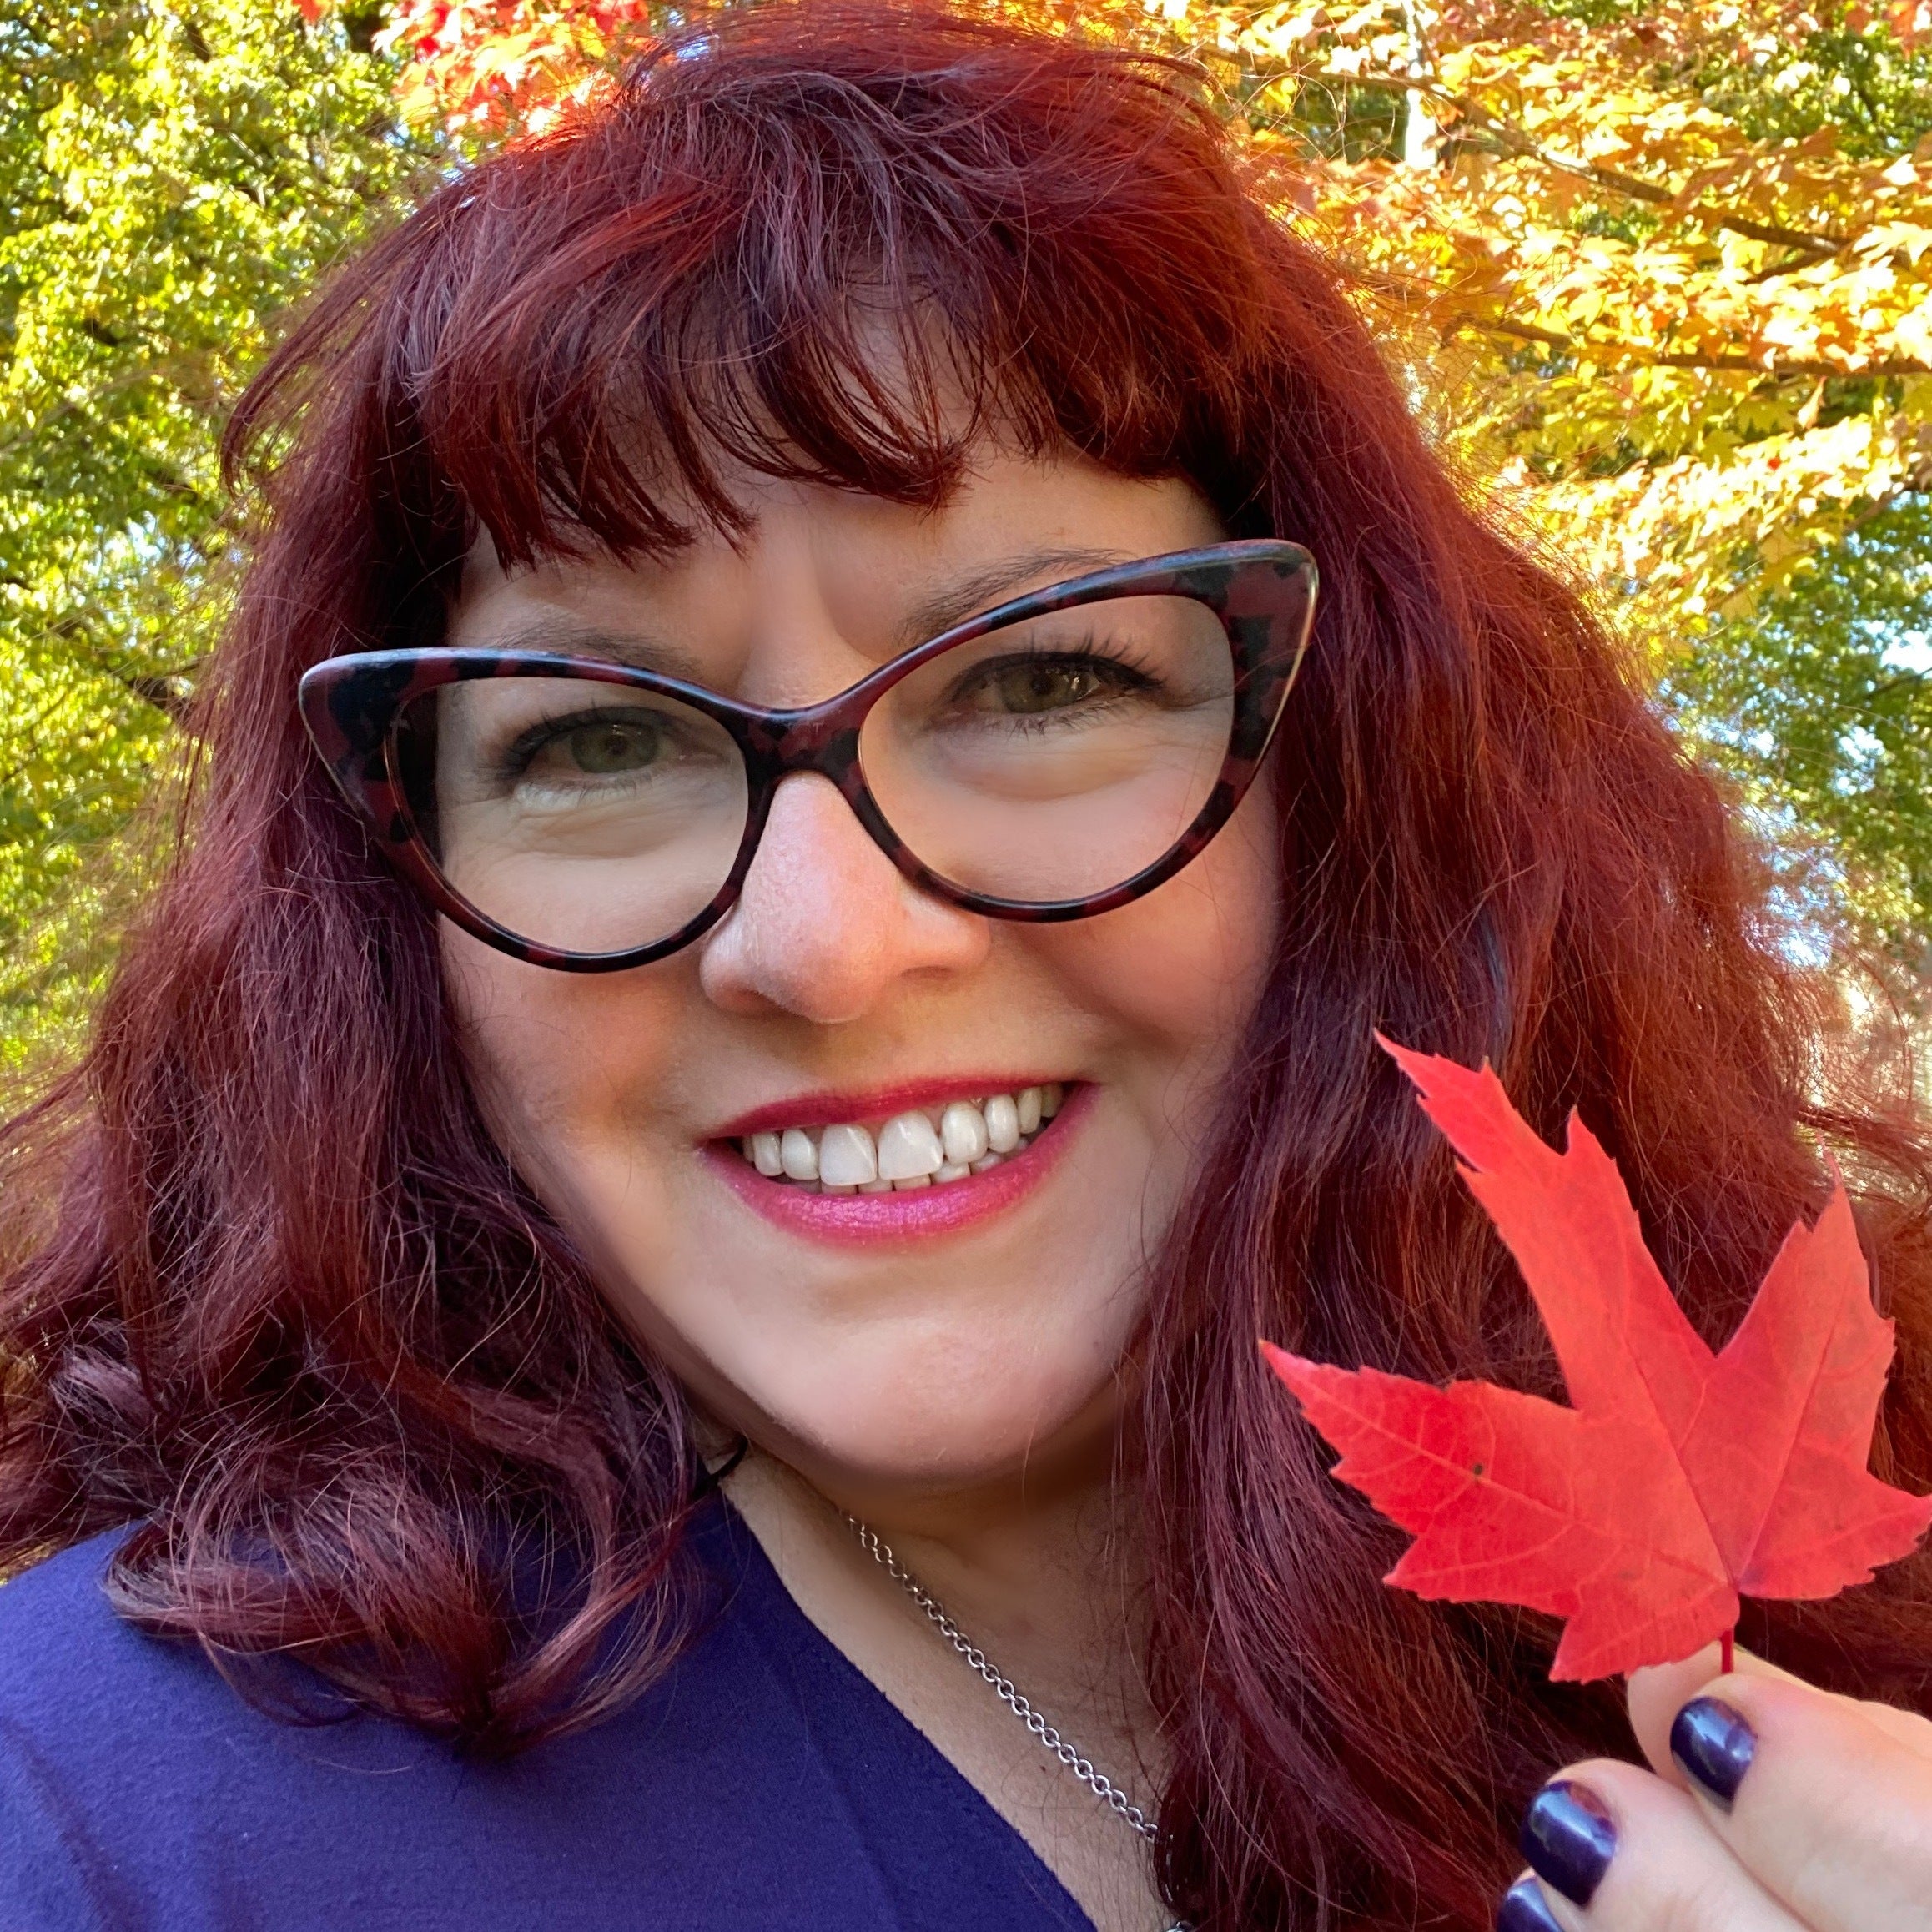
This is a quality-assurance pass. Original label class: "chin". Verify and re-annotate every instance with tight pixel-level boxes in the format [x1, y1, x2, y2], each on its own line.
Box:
[764, 1361, 1126, 1494]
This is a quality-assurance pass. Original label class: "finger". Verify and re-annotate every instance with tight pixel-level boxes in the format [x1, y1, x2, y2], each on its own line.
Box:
[1628, 1643, 1794, 1777]
[1628, 1645, 1932, 1779]
[1502, 1758, 1803, 1932]
[1659, 1673, 1932, 1932]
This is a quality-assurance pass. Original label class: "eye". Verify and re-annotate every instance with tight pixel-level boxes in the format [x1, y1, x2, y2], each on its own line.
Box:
[554, 718, 662, 774]
[506, 709, 673, 787]
[958, 655, 1142, 717]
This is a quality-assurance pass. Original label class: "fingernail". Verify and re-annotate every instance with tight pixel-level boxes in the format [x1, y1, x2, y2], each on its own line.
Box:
[1519, 1780, 1616, 1906]
[1496, 1876, 1567, 1932]
[1670, 1696, 1757, 1811]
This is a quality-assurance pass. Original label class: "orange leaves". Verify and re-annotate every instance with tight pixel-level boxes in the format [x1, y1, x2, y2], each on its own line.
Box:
[379, 0, 653, 132]
[1869, 1, 1932, 49]
[348, 0, 1932, 647]
[1191, 0, 1932, 639]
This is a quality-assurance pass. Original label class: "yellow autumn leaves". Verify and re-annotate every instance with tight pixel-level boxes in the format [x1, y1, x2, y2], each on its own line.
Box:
[378, 0, 1932, 660]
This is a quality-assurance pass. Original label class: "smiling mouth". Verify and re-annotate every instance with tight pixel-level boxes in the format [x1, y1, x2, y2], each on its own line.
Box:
[727, 1084, 1067, 1194]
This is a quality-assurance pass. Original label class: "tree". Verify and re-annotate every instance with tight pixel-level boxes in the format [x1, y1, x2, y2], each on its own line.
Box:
[4, 0, 1929, 1070]
[1203, 2, 1932, 976]
[376, 0, 1932, 976]
[0, 0, 440, 1064]
[1666, 492, 1932, 981]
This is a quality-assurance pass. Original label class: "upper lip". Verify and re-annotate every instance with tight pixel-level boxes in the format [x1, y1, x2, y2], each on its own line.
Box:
[710, 1075, 1074, 1140]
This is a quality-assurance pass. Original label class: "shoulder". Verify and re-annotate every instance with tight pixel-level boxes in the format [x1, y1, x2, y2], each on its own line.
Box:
[0, 1509, 1095, 1932]
[0, 1531, 179, 1738]
[0, 1531, 242, 1930]
[0, 1533, 442, 1927]
[0, 1530, 242, 1748]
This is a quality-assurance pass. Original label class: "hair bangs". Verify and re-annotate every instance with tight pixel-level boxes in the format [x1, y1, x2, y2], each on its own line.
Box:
[330, 8, 1255, 579]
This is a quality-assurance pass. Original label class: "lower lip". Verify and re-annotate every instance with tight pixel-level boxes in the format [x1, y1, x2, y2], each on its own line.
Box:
[701, 1084, 1091, 1249]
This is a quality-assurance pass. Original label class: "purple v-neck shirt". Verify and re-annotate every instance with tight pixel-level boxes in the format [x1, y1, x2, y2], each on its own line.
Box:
[0, 1500, 1099, 1930]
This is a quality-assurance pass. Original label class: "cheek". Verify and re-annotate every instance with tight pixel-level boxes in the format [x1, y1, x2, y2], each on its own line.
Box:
[439, 925, 687, 1179]
[1037, 777, 1280, 1082]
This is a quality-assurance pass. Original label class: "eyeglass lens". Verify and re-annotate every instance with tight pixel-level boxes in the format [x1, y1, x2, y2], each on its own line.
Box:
[395, 592, 1240, 958]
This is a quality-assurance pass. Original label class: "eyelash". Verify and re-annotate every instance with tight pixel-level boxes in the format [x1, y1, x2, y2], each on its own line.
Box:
[476, 629, 1161, 773]
[491, 706, 667, 782]
[961, 635, 1162, 687]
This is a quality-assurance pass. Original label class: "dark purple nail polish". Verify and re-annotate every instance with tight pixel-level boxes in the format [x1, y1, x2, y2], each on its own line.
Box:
[1670, 1696, 1757, 1811]
[1519, 1780, 1617, 1906]
[1497, 1876, 1566, 1932]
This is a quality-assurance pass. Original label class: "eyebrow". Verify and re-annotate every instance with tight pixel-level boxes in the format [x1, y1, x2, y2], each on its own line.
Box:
[898, 546, 1138, 647]
[470, 620, 712, 684]
[467, 543, 1139, 682]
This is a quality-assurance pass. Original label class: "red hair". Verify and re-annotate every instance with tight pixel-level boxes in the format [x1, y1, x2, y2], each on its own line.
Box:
[5, 6, 1931, 1924]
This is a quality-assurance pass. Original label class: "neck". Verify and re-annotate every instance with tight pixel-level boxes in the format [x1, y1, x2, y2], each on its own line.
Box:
[719, 1426, 1157, 1761]
[716, 1430, 1174, 1932]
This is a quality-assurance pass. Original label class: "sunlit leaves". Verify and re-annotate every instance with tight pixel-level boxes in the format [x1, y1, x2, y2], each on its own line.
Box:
[1207, 4, 1932, 633]
[8, 0, 1931, 1071]
[1219, 2, 1932, 969]
[0, 0, 441, 1065]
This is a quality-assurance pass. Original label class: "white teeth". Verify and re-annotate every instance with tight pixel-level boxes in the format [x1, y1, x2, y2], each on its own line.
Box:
[818, 1124, 878, 1188]
[736, 1086, 1068, 1187]
[982, 1093, 1020, 1153]
[876, 1110, 944, 1181]
[939, 1101, 989, 1165]
[779, 1127, 819, 1182]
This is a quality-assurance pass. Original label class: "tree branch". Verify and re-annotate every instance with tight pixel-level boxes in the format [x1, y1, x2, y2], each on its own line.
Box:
[1316, 68, 1847, 259]
[113, 670, 197, 723]
[1473, 314, 1930, 378]
[1864, 669, 1929, 707]
[1339, 268, 1930, 378]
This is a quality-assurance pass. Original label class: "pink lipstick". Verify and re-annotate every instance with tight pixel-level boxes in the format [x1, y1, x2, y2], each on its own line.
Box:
[702, 1080, 1088, 1247]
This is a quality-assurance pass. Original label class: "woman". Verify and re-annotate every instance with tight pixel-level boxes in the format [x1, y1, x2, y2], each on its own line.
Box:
[2, 6, 1929, 1929]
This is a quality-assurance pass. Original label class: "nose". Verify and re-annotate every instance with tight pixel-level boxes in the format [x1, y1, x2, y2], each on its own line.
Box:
[697, 773, 990, 1023]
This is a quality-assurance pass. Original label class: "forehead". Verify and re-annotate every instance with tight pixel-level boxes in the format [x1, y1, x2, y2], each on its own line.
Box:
[449, 452, 1226, 680]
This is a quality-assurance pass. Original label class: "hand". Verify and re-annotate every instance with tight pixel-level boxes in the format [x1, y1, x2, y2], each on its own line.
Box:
[1499, 1644, 1932, 1932]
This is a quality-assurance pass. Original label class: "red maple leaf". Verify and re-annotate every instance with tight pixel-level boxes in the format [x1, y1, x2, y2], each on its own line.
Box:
[1261, 1039, 1932, 1680]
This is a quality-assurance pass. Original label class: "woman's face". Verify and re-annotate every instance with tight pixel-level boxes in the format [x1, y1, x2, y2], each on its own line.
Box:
[444, 451, 1280, 1506]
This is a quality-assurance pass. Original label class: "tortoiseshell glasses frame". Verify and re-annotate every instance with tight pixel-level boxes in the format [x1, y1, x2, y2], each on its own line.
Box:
[298, 538, 1318, 974]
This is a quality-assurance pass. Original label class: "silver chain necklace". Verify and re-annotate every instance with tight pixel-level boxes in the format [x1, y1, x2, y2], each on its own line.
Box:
[849, 1516, 1159, 1834]
[847, 1516, 1190, 1932]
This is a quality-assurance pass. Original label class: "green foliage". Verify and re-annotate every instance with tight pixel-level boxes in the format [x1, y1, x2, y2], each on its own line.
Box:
[1670, 493, 1932, 983]
[2, 0, 1928, 1075]
[0, 0, 440, 1069]
[1670, 10, 1932, 978]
